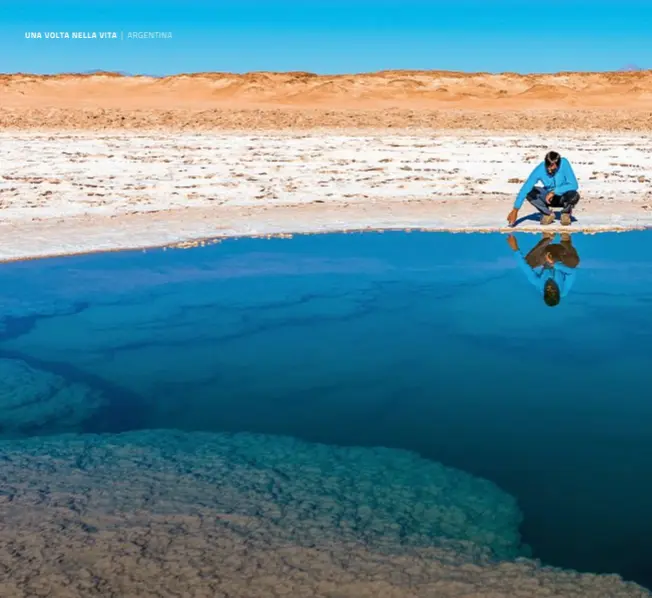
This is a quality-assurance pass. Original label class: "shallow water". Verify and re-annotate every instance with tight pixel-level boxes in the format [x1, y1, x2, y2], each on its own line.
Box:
[1, 230, 652, 589]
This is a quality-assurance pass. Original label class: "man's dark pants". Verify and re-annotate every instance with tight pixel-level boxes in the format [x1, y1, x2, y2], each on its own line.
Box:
[526, 187, 580, 216]
[525, 235, 580, 269]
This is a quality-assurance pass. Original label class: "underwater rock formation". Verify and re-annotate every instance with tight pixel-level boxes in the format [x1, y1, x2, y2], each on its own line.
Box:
[0, 430, 649, 597]
[0, 357, 106, 436]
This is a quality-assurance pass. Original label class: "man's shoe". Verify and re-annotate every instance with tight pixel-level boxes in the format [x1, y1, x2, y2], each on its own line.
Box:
[561, 213, 572, 226]
[540, 213, 555, 225]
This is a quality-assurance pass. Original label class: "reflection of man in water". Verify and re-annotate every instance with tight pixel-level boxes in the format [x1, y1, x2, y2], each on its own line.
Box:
[506, 232, 580, 306]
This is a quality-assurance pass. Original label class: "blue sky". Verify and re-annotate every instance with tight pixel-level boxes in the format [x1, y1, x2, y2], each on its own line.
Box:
[1, 0, 650, 75]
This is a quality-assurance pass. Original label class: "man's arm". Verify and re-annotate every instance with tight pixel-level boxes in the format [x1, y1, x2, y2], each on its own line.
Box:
[514, 251, 543, 287]
[558, 268, 577, 298]
[506, 234, 544, 289]
[513, 163, 543, 210]
[555, 262, 576, 275]
[553, 158, 579, 195]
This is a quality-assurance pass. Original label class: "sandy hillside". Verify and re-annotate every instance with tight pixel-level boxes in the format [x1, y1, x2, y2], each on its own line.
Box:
[1, 69, 652, 130]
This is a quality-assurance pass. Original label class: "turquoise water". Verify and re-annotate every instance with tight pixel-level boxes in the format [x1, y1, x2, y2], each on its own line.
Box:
[1, 230, 652, 589]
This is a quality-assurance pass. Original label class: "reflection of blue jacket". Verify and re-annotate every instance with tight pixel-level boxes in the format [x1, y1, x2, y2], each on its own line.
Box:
[514, 252, 576, 298]
[514, 158, 579, 209]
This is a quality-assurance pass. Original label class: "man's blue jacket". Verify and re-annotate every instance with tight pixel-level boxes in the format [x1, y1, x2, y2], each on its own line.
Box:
[514, 158, 579, 210]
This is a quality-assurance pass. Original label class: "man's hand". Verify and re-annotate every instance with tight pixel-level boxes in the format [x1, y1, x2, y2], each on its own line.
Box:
[545, 191, 555, 204]
[507, 208, 518, 227]
[506, 234, 518, 252]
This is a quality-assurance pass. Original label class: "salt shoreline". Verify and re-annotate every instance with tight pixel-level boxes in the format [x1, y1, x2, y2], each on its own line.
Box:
[1, 130, 650, 262]
[0, 200, 649, 263]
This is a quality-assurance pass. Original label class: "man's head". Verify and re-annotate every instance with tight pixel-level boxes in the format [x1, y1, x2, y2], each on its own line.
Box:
[544, 151, 561, 174]
[543, 279, 561, 307]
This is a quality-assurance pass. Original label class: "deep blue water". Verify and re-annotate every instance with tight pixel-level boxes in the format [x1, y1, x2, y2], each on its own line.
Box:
[1, 230, 652, 587]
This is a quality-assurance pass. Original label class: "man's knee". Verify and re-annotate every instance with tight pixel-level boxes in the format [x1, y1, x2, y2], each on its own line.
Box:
[549, 245, 580, 268]
[563, 190, 580, 205]
[564, 253, 580, 268]
[556, 246, 580, 268]
[526, 188, 542, 203]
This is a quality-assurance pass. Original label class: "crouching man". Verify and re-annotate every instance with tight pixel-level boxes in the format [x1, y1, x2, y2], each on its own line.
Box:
[507, 151, 580, 227]
[506, 232, 580, 307]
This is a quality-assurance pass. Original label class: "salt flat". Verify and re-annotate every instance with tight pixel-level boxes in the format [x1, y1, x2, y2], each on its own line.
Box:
[1, 130, 651, 261]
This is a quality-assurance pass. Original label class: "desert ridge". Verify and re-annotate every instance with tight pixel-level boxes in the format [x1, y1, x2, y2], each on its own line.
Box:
[1, 68, 651, 111]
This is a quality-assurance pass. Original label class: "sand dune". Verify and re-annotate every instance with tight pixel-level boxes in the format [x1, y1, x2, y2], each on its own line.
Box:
[517, 83, 573, 100]
[1, 69, 652, 130]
